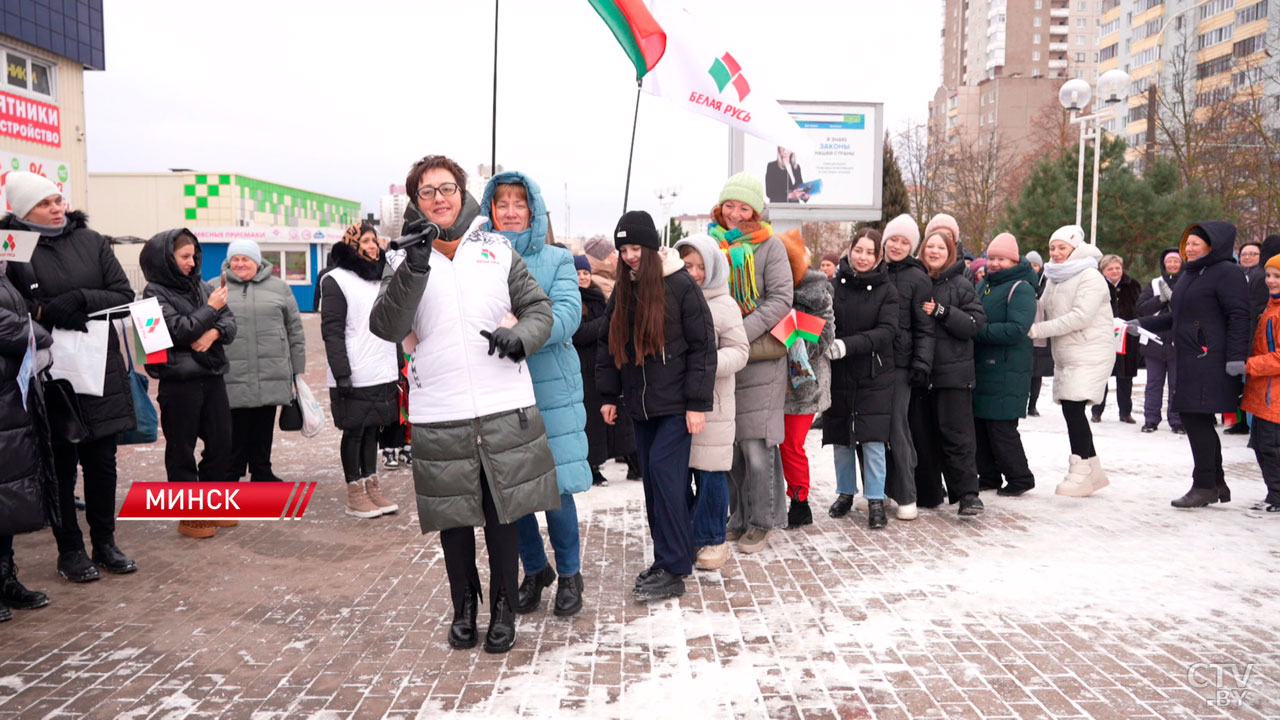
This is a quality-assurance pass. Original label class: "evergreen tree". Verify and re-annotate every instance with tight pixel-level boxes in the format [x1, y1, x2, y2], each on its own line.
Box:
[1003, 136, 1220, 279]
[664, 217, 687, 246]
[856, 134, 912, 236]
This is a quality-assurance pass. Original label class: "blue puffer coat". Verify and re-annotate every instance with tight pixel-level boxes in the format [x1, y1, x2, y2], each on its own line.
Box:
[481, 171, 591, 494]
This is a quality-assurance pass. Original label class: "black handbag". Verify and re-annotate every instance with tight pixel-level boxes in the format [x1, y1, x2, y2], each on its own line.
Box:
[278, 382, 304, 432]
[41, 373, 91, 444]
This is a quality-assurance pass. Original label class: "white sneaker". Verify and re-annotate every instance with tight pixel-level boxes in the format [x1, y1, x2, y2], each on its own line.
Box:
[896, 502, 918, 521]
[382, 449, 399, 469]
[1086, 456, 1109, 492]
[1055, 455, 1096, 497]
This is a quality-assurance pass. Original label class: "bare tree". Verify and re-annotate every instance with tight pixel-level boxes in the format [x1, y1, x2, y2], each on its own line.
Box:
[800, 221, 853, 259]
[895, 121, 943, 227]
[941, 129, 1020, 250]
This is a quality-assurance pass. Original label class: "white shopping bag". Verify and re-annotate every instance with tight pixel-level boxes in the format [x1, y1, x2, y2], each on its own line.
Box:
[50, 319, 110, 397]
[295, 375, 326, 438]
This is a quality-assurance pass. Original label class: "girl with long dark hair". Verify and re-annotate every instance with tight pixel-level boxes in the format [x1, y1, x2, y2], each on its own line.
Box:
[597, 211, 716, 602]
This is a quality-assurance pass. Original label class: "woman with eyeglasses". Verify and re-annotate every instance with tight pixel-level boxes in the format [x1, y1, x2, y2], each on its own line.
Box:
[371, 155, 559, 654]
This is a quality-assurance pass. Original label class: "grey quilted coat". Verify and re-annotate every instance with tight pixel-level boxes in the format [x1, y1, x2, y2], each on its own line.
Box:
[732, 235, 795, 445]
[369, 249, 561, 533]
[222, 260, 306, 409]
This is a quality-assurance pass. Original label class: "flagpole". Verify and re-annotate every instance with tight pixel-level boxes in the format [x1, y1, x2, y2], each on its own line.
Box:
[622, 79, 641, 212]
[490, 0, 499, 172]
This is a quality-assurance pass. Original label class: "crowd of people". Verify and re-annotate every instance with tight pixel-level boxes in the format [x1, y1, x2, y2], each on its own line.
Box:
[2, 161, 1278, 653]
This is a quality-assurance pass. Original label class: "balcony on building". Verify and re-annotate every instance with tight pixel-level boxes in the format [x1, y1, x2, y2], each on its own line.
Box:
[1050, 42, 1069, 51]
[1049, 7, 1071, 18]
[1048, 58, 1070, 69]
[1049, 23, 1069, 35]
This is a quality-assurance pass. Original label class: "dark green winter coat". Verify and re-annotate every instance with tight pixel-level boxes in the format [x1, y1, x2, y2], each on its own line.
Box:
[973, 259, 1038, 420]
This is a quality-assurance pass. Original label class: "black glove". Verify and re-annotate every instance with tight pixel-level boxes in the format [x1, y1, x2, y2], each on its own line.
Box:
[40, 290, 86, 328]
[480, 328, 526, 362]
[929, 303, 948, 319]
[336, 376, 353, 389]
[909, 368, 930, 388]
[400, 218, 438, 273]
[61, 311, 89, 332]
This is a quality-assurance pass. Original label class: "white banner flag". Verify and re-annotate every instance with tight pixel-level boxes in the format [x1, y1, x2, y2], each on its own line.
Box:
[644, 0, 814, 154]
[129, 297, 174, 355]
[0, 229, 38, 263]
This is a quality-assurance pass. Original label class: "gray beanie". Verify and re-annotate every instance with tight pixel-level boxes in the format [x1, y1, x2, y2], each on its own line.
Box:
[226, 239, 263, 265]
[1025, 250, 1043, 266]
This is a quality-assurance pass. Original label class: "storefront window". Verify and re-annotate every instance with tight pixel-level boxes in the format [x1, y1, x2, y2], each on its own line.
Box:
[2, 48, 56, 100]
[261, 248, 310, 285]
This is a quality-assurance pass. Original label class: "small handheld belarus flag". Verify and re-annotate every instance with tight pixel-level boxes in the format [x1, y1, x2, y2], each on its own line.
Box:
[588, 0, 667, 80]
[771, 310, 826, 348]
[129, 297, 175, 363]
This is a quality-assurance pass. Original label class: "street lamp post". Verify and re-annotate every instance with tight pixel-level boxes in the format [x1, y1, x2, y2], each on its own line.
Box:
[1058, 69, 1130, 245]
[656, 185, 681, 245]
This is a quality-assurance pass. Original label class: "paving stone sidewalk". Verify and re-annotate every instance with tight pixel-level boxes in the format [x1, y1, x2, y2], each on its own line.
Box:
[1, 316, 1276, 719]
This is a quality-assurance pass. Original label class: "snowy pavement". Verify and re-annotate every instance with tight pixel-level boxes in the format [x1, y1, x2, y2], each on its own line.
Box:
[0, 317, 1276, 719]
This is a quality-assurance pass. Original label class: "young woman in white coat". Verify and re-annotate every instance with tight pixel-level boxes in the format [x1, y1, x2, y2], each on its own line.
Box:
[1028, 225, 1114, 497]
[674, 235, 749, 571]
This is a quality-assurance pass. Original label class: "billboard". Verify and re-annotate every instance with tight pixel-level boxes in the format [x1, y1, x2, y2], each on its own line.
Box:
[731, 100, 884, 222]
[1, 152, 73, 212]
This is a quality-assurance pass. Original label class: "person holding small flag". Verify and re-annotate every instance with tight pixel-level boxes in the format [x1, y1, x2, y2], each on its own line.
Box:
[140, 229, 237, 539]
[0, 172, 138, 582]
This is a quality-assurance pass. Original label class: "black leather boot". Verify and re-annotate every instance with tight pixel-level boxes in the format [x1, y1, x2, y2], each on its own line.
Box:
[448, 585, 480, 649]
[56, 550, 100, 583]
[553, 573, 584, 617]
[91, 542, 137, 574]
[867, 500, 887, 530]
[0, 556, 48, 609]
[785, 499, 812, 529]
[1172, 487, 1219, 508]
[515, 565, 555, 614]
[828, 494, 854, 518]
[484, 589, 516, 654]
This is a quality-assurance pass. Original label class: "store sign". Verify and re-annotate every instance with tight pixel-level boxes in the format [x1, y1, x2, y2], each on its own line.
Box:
[187, 226, 345, 243]
[1, 152, 73, 212]
[0, 90, 60, 147]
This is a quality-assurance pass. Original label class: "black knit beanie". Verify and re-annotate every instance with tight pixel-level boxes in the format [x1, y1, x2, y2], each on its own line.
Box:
[614, 210, 661, 251]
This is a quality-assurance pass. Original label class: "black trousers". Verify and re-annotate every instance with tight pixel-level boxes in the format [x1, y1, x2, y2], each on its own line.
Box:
[1091, 378, 1134, 417]
[340, 426, 379, 482]
[51, 435, 119, 553]
[975, 419, 1035, 492]
[1028, 376, 1042, 411]
[1249, 418, 1280, 505]
[379, 421, 406, 450]
[913, 387, 980, 506]
[1061, 400, 1096, 459]
[439, 470, 519, 614]
[158, 376, 232, 484]
[230, 406, 277, 482]
[1181, 412, 1225, 490]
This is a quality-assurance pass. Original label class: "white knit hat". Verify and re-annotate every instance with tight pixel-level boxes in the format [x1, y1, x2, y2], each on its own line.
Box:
[4, 171, 62, 220]
[1049, 224, 1086, 249]
[882, 214, 921, 252]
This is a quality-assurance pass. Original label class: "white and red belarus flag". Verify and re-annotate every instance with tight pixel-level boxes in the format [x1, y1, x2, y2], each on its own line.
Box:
[643, 0, 813, 153]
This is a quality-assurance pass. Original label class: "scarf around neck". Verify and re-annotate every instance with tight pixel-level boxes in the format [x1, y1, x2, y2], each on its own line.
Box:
[709, 221, 773, 314]
[1044, 256, 1099, 283]
[17, 216, 67, 237]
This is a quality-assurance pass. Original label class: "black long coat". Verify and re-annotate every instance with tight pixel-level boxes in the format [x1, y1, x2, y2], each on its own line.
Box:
[0, 211, 136, 440]
[821, 258, 899, 446]
[574, 283, 610, 466]
[926, 260, 986, 389]
[1140, 222, 1250, 413]
[0, 266, 57, 535]
[1135, 247, 1180, 364]
[1107, 273, 1142, 378]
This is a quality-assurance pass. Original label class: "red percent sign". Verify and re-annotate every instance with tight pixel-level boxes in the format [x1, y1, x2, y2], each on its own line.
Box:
[118, 482, 317, 520]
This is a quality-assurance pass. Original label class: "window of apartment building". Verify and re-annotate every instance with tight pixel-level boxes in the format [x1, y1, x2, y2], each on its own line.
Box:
[1034, 16, 1042, 26]
[2, 46, 56, 101]
[1034, 33, 1042, 43]
[1135, 0, 1163, 11]
[1132, 17, 1163, 39]
[1033, 67, 1042, 76]
[1099, 43, 1118, 61]
[1035, 0, 1042, 8]
[1131, 47, 1158, 66]
[1075, 69, 1085, 78]
[1076, 52, 1086, 61]
[1033, 50, 1041, 60]
[1077, 17, 1087, 26]
[1195, 85, 1234, 106]
[1077, 1, 1088, 10]
[1076, 34, 1086, 44]
[1236, 1, 1268, 24]
[1129, 131, 1148, 146]
[1199, 0, 1235, 19]
[1197, 24, 1233, 49]
[1101, 18, 1120, 34]
[1102, 0, 1121, 10]
[1196, 54, 1234, 78]
[1233, 66, 1265, 89]
[1127, 104, 1148, 122]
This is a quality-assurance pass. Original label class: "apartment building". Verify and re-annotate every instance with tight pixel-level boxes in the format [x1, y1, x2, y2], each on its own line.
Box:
[1099, 0, 1275, 152]
[930, 0, 1102, 157]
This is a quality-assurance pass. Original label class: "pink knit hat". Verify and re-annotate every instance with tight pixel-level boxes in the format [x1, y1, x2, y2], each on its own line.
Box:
[986, 232, 1019, 261]
[882, 214, 921, 253]
[925, 213, 960, 246]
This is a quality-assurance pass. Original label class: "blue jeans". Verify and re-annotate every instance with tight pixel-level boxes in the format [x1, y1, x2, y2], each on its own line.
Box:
[633, 415, 695, 576]
[833, 443, 886, 500]
[688, 470, 729, 547]
[516, 492, 581, 577]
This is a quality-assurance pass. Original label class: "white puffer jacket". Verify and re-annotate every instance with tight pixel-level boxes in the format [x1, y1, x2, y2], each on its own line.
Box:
[1029, 242, 1114, 404]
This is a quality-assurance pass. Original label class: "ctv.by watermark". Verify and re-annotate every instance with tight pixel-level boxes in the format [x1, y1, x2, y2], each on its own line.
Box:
[1187, 662, 1257, 708]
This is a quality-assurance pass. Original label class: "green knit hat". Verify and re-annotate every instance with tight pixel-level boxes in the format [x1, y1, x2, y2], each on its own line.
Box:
[718, 172, 765, 214]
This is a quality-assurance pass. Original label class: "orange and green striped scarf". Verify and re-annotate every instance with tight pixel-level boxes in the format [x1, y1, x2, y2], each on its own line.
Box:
[709, 221, 773, 314]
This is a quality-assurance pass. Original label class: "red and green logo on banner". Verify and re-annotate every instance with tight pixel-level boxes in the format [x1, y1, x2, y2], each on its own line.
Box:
[770, 310, 826, 348]
[588, 0, 667, 80]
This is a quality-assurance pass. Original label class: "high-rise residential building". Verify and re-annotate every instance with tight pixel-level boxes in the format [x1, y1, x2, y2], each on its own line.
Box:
[380, 184, 410, 238]
[1099, 0, 1276, 153]
[930, 0, 1101, 156]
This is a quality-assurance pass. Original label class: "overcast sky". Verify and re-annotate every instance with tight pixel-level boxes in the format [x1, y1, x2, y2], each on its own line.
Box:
[84, 0, 941, 239]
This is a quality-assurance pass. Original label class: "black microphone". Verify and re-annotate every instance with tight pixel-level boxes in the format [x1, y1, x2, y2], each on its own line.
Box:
[389, 221, 442, 250]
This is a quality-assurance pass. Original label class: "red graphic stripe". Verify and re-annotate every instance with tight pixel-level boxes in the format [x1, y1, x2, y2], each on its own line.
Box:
[292, 482, 317, 519]
[721, 52, 742, 77]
